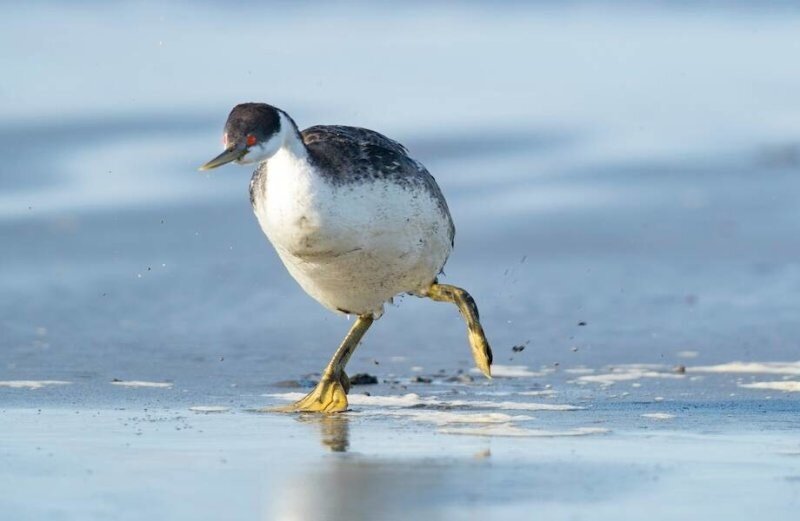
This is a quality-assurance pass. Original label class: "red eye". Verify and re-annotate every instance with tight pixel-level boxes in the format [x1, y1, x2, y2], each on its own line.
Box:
[246, 135, 257, 147]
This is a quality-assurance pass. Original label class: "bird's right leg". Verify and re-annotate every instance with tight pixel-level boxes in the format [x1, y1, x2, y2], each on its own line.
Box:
[423, 282, 493, 378]
[272, 315, 374, 413]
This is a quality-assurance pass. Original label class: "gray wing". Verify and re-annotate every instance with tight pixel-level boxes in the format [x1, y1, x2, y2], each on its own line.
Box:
[303, 125, 409, 156]
[301, 125, 455, 245]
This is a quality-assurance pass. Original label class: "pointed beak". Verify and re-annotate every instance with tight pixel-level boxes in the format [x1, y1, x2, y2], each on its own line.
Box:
[198, 146, 245, 171]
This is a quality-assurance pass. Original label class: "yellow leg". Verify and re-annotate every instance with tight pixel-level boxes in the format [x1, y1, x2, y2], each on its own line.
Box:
[425, 283, 493, 378]
[274, 315, 374, 413]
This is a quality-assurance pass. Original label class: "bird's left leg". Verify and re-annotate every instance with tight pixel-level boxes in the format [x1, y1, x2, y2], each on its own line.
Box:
[273, 315, 374, 413]
[423, 282, 493, 378]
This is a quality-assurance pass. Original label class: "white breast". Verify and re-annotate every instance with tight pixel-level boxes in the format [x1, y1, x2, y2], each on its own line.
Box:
[252, 148, 452, 317]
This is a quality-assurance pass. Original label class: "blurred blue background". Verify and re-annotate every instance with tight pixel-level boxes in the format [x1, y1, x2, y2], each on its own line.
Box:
[1, 1, 799, 401]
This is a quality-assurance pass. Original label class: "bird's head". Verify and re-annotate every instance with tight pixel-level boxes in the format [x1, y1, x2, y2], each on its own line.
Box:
[199, 103, 286, 171]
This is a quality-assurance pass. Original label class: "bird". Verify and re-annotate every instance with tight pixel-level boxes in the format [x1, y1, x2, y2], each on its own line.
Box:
[200, 103, 492, 412]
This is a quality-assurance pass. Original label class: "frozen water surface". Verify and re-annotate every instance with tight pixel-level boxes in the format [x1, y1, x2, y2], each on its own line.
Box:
[1, 1, 799, 520]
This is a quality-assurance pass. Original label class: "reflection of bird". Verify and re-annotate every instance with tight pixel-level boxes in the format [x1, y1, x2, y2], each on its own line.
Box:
[200, 103, 492, 412]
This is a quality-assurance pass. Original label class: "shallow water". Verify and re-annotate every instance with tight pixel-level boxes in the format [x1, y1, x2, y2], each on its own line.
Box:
[2, 1, 800, 520]
[2, 407, 799, 521]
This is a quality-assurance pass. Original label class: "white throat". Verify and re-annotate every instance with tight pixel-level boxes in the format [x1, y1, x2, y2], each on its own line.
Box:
[263, 111, 311, 180]
[252, 113, 323, 259]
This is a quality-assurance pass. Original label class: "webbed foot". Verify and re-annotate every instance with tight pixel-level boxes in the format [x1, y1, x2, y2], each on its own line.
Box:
[272, 371, 351, 413]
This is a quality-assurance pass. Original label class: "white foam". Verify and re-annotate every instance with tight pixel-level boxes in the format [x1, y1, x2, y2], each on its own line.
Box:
[347, 393, 427, 407]
[267, 392, 581, 411]
[473, 391, 513, 397]
[448, 400, 581, 411]
[111, 380, 173, 388]
[518, 390, 558, 397]
[677, 350, 699, 359]
[690, 361, 800, 376]
[0, 380, 71, 389]
[576, 367, 684, 386]
[739, 381, 800, 392]
[564, 367, 595, 375]
[615, 363, 672, 370]
[267, 392, 427, 407]
[438, 425, 610, 438]
[642, 413, 676, 420]
[189, 406, 230, 413]
[357, 410, 533, 425]
[472, 364, 545, 378]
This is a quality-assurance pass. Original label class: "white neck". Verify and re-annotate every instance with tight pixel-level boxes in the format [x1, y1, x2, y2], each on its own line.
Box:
[264, 111, 314, 185]
[275, 111, 308, 162]
[257, 113, 320, 240]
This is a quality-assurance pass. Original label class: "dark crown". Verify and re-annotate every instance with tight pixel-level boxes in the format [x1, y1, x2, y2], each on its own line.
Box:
[224, 103, 281, 145]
